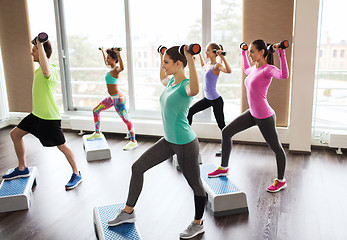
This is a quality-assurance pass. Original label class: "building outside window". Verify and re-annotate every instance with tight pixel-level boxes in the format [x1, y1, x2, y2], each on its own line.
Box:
[313, 0, 347, 133]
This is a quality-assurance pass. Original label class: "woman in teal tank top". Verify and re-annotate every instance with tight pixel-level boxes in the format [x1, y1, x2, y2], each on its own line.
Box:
[86, 47, 137, 150]
[107, 46, 207, 239]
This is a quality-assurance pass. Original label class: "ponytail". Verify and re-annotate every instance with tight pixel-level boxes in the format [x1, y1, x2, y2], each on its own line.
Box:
[266, 43, 274, 65]
[218, 44, 224, 63]
[252, 39, 274, 65]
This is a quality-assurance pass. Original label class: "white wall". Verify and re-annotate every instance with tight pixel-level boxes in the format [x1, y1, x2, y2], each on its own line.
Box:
[289, 0, 320, 152]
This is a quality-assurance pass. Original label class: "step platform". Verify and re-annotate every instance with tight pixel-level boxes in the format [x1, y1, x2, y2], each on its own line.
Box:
[170, 153, 202, 171]
[200, 164, 248, 217]
[93, 203, 142, 240]
[83, 134, 111, 161]
[0, 166, 38, 213]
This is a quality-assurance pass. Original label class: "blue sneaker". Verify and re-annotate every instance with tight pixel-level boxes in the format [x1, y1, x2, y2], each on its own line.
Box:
[65, 172, 82, 190]
[2, 167, 30, 180]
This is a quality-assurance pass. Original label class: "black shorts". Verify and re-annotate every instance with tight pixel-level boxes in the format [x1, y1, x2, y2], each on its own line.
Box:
[17, 113, 66, 147]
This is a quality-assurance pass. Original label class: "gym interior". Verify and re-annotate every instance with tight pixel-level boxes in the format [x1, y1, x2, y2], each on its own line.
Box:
[0, 0, 346, 239]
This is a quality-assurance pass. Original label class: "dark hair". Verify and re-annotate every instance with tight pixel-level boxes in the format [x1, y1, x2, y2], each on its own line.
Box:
[32, 40, 52, 59]
[43, 41, 52, 59]
[251, 39, 274, 65]
[165, 46, 187, 68]
[106, 48, 119, 63]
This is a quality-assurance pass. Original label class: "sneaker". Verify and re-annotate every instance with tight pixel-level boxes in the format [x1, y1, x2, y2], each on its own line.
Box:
[123, 141, 138, 151]
[267, 178, 287, 193]
[180, 221, 205, 239]
[2, 167, 30, 180]
[86, 132, 103, 141]
[215, 149, 222, 157]
[65, 172, 82, 190]
[208, 167, 229, 178]
[108, 209, 136, 227]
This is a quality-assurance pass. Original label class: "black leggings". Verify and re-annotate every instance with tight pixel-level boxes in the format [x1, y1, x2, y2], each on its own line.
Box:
[126, 137, 206, 220]
[221, 110, 286, 179]
[187, 96, 226, 130]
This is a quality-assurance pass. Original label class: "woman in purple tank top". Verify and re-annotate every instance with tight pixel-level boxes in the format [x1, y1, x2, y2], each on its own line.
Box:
[187, 43, 231, 156]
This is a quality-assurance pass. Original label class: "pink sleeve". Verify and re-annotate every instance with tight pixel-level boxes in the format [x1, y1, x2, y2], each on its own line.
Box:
[242, 50, 252, 75]
[265, 48, 289, 79]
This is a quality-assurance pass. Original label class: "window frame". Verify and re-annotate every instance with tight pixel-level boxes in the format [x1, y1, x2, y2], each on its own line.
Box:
[312, 0, 347, 133]
[53, 0, 242, 122]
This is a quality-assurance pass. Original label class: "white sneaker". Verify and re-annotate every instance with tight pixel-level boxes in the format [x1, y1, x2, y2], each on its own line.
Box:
[123, 141, 138, 150]
[86, 132, 103, 141]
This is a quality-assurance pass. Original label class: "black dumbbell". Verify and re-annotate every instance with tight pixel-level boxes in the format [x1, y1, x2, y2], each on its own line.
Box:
[279, 40, 290, 49]
[240, 42, 248, 51]
[213, 49, 227, 56]
[38, 32, 48, 42]
[267, 40, 290, 53]
[99, 47, 122, 51]
[31, 32, 48, 45]
[179, 44, 201, 56]
[157, 45, 167, 55]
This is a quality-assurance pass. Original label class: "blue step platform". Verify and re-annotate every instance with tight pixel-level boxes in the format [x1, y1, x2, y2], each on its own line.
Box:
[200, 164, 248, 217]
[93, 203, 142, 240]
[83, 134, 111, 161]
[0, 166, 38, 213]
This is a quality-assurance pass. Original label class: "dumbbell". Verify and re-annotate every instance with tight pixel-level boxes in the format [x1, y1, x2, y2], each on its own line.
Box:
[31, 32, 48, 45]
[179, 44, 201, 56]
[213, 49, 227, 56]
[279, 40, 290, 49]
[111, 47, 122, 51]
[98, 47, 122, 51]
[267, 40, 290, 53]
[240, 42, 248, 51]
[157, 45, 167, 55]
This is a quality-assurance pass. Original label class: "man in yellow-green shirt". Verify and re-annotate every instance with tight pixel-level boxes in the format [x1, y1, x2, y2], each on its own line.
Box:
[2, 33, 82, 190]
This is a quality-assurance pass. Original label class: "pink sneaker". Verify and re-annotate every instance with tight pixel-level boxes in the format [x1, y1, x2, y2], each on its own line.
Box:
[267, 178, 287, 192]
[208, 167, 229, 178]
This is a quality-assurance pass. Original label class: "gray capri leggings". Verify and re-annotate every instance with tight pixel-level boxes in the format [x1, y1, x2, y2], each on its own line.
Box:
[221, 109, 286, 179]
[126, 137, 206, 220]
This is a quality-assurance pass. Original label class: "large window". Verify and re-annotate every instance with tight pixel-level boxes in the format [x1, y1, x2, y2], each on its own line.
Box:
[313, 0, 347, 132]
[27, 0, 63, 111]
[130, 0, 203, 116]
[212, 0, 242, 120]
[62, 0, 127, 111]
[27, 0, 243, 122]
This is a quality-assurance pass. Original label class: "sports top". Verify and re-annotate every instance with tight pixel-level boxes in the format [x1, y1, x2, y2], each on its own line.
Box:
[242, 48, 289, 119]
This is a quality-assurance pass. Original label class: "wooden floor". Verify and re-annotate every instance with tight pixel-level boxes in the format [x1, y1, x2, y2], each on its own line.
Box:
[0, 126, 347, 240]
